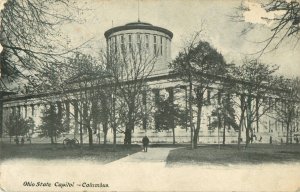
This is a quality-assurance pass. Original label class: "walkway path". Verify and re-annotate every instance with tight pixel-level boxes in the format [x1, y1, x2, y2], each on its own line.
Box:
[106, 147, 176, 167]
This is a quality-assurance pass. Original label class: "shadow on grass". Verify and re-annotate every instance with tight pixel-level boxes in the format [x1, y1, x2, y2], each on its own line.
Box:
[166, 144, 300, 166]
[0, 143, 141, 163]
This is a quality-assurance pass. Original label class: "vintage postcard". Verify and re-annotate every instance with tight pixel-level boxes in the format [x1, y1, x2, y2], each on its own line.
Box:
[0, 0, 300, 191]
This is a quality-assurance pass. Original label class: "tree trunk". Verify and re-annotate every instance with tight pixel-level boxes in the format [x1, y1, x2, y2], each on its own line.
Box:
[245, 125, 250, 147]
[238, 117, 243, 150]
[256, 97, 259, 133]
[124, 125, 132, 145]
[238, 95, 246, 150]
[88, 126, 93, 148]
[50, 136, 54, 144]
[172, 127, 175, 145]
[124, 106, 134, 145]
[286, 122, 290, 144]
[113, 126, 117, 150]
[193, 101, 203, 148]
[246, 96, 252, 147]
[79, 113, 83, 145]
[222, 120, 226, 145]
[103, 122, 108, 145]
[245, 95, 252, 147]
[188, 77, 194, 149]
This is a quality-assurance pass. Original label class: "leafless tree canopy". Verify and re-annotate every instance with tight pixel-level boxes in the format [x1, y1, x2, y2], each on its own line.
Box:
[0, 0, 83, 91]
[232, 0, 300, 56]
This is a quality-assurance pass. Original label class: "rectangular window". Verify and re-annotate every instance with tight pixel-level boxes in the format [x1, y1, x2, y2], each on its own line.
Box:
[121, 35, 125, 51]
[269, 98, 272, 112]
[154, 35, 157, 55]
[146, 34, 149, 49]
[129, 34, 132, 50]
[164, 37, 167, 56]
[114, 36, 117, 52]
[217, 91, 221, 104]
[137, 33, 141, 51]
[160, 36, 163, 55]
[31, 105, 34, 116]
[109, 37, 112, 53]
[207, 89, 211, 104]
[275, 98, 278, 110]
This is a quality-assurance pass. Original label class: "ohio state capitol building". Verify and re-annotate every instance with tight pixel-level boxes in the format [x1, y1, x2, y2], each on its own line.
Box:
[1, 21, 298, 144]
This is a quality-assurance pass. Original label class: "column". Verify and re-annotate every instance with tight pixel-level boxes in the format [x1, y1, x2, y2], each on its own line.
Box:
[83, 102, 88, 134]
[179, 85, 188, 132]
[31, 104, 35, 117]
[142, 90, 147, 130]
[65, 101, 70, 131]
[24, 105, 27, 118]
[0, 99, 3, 138]
[166, 87, 175, 129]
[17, 106, 21, 117]
[73, 100, 79, 135]
[153, 89, 160, 131]
[56, 101, 62, 122]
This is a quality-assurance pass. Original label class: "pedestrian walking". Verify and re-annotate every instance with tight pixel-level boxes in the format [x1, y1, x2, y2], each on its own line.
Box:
[142, 136, 149, 152]
[21, 137, 25, 145]
[15, 137, 19, 145]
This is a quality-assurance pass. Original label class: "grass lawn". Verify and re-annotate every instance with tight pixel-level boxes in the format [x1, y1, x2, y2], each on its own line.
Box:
[166, 144, 300, 165]
[0, 143, 141, 163]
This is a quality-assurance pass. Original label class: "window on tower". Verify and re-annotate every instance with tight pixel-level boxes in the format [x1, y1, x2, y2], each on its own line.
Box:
[109, 37, 112, 54]
[121, 35, 125, 51]
[160, 36, 163, 55]
[164, 37, 167, 57]
[154, 35, 157, 55]
[137, 33, 141, 51]
[146, 34, 149, 49]
[129, 34, 132, 50]
[207, 89, 211, 104]
[114, 36, 117, 52]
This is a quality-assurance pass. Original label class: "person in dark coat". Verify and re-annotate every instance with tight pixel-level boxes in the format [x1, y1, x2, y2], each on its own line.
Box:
[142, 136, 149, 152]
[21, 137, 25, 145]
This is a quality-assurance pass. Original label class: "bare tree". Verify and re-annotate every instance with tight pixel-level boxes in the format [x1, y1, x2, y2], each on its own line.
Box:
[106, 39, 157, 145]
[210, 87, 239, 146]
[0, 0, 84, 92]
[273, 77, 300, 144]
[232, 0, 300, 56]
[63, 53, 108, 148]
[232, 58, 278, 148]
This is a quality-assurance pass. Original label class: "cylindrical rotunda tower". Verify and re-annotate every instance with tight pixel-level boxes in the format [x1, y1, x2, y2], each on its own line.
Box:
[104, 21, 173, 75]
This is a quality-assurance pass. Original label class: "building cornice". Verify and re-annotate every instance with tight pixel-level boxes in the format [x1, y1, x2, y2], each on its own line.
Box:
[104, 21, 173, 39]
